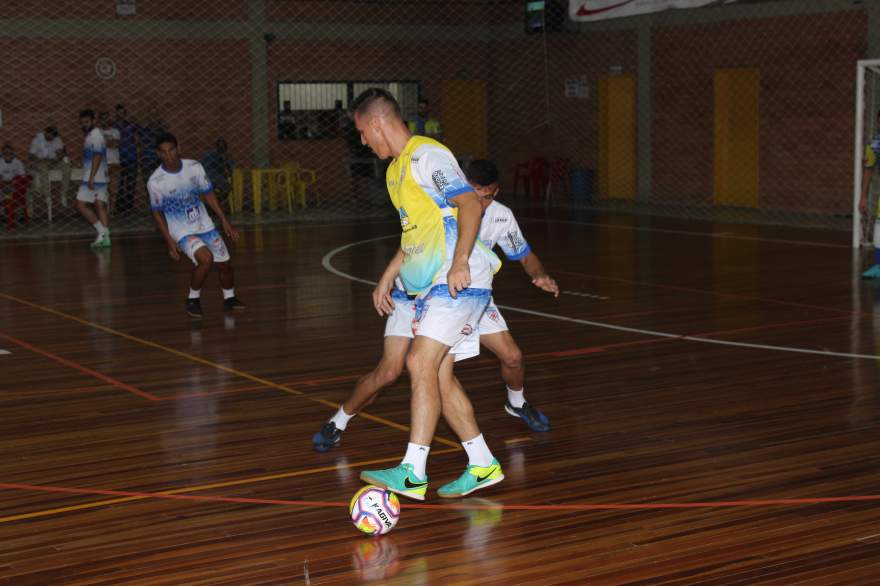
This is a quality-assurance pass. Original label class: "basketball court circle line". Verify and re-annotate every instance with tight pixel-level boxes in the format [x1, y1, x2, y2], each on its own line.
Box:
[322, 235, 879, 362]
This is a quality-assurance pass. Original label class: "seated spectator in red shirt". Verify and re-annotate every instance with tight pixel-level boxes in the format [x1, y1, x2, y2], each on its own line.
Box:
[0, 144, 33, 229]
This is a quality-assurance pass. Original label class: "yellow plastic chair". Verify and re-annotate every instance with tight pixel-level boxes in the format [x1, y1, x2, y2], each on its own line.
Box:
[230, 168, 244, 213]
[283, 161, 318, 208]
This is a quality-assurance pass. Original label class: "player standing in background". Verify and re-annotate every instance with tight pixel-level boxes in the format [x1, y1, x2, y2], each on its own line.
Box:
[75, 109, 111, 248]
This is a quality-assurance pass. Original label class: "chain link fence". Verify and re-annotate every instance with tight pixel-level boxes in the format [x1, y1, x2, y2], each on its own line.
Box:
[0, 0, 873, 240]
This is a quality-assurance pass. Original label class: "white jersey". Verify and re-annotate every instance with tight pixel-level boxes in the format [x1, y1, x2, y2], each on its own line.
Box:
[148, 159, 216, 243]
[101, 127, 120, 165]
[478, 200, 531, 261]
[0, 157, 26, 181]
[82, 128, 109, 185]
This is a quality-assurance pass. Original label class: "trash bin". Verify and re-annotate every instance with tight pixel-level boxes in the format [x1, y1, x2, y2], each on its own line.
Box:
[569, 169, 594, 202]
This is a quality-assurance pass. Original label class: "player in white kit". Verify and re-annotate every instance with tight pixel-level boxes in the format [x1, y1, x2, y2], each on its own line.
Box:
[147, 132, 244, 319]
[312, 159, 558, 453]
[75, 109, 111, 247]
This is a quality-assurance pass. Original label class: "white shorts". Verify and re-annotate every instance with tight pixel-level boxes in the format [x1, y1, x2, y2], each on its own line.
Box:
[76, 183, 109, 203]
[178, 229, 231, 265]
[478, 297, 509, 336]
[411, 285, 491, 362]
[384, 293, 417, 339]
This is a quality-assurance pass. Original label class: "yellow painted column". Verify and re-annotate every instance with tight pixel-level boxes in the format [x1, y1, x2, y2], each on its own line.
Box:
[599, 74, 636, 199]
[714, 68, 760, 207]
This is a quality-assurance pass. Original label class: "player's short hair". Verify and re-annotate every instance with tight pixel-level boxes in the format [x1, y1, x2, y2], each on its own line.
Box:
[155, 132, 178, 148]
[45, 126, 58, 136]
[466, 159, 499, 186]
[351, 88, 401, 119]
[79, 109, 95, 119]
[2, 143, 12, 151]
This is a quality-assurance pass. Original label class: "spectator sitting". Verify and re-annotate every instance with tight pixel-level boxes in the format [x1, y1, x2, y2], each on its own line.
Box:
[0, 144, 33, 229]
[29, 125, 70, 203]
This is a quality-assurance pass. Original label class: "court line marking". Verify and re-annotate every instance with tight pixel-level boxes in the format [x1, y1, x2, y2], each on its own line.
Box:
[562, 290, 609, 300]
[552, 268, 868, 318]
[0, 292, 461, 449]
[322, 236, 880, 362]
[4, 480, 880, 516]
[0, 448, 461, 524]
[526, 218, 850, 249]
[0, 349, 9, 355]
[0, 332, 159, 401]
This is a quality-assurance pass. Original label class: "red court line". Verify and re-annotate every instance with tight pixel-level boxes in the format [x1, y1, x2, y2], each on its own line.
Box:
[2, 481, 880, 513]
[552, 269, 869, 318]
[0, 333, 159, 402]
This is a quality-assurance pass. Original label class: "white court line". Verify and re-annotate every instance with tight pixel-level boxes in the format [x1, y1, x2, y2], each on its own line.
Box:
[0, 349, 9, 355]
[322, 235, 879, 362]
[562, 290, 609, 300]
[525, 219, 849, 250]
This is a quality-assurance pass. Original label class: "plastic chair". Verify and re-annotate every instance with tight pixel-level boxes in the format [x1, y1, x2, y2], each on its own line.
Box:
[513, 156, 548, 199]
[283, 161, 318, 208]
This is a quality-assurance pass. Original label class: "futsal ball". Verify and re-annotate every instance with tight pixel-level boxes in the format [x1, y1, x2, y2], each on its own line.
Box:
[350, 485, 400, 535]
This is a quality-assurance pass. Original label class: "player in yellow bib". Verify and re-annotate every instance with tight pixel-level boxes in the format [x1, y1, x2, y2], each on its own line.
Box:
[352, 88, 504, 500]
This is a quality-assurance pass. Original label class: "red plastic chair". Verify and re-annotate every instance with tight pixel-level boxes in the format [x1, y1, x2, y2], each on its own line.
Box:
[513, 156, 548, 199]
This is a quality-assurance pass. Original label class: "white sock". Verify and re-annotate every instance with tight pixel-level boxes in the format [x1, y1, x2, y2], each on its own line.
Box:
[222, 288, 235, 300]
[93, 221, 106, 236]
[330, 406, 355, 431]
[401, 442, 430, 479]
[188, 288, 201, 299]
[507, 386, 525, 408]
[462, 433, 494, 467]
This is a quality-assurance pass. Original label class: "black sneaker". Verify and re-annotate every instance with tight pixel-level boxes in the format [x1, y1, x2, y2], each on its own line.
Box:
[312, 421, 343, 452]
[185, 298, 203, 319]
[504, 400, 551, 432]
[224, 296, 246, 311]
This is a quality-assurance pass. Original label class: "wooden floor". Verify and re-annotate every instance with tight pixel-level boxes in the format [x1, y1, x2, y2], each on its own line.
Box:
[2, 208, 880, 585]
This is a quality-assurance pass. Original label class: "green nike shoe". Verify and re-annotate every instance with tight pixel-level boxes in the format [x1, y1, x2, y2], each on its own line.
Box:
[437, 459, 504, 498]
[359, 463, 428, 501]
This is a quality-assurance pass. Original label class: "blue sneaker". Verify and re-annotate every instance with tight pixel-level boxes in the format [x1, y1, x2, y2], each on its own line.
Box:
[311, 421, 343, 453]
[863, 264, 880, 279]
[360, 463, 428, 501]
[438, 459, 504, 498]
[504, 401, 550, 432]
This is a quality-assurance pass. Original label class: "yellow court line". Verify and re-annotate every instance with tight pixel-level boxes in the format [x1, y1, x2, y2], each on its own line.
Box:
[0, 447, 462, 524]
[0, 292, 460, 449]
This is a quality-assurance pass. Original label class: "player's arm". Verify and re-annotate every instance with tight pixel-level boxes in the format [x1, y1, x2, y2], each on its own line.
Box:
[448, 191, 481, 297]
[373, 248, 405, 316]
[151, 210, 180, 261]
[202, 190, 238, 243]
[520, 252, 559, 297]
[87, 152, 103, 190]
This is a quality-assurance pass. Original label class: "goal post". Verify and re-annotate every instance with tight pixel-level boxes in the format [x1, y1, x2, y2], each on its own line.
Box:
[853, 59, 880, 249]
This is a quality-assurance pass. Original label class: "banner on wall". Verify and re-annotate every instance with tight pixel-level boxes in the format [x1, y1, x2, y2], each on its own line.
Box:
[570, 0, 735, 22]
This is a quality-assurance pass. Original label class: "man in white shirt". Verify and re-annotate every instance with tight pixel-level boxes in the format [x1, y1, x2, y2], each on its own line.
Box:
[148, 132, 245, 319]
[1, 144, 33, 230]
[75, 109, 111, 247]
[29, 126, 70, 204]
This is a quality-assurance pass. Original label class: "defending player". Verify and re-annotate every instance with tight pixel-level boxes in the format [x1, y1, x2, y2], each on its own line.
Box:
[148, 132, 245, 318]
[312, 159, 557, 453]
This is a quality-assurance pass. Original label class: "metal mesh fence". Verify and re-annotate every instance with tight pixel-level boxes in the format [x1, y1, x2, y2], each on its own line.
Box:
[0, 0, 874, 241]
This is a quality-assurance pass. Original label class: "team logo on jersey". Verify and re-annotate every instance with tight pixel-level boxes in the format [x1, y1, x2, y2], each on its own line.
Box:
[507, 231, 526, 253]
[398, 207, 410, 227]
[460, 324, 473, 336]
[431, 170, 449, 193]
[486, 308, 499, 322]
